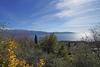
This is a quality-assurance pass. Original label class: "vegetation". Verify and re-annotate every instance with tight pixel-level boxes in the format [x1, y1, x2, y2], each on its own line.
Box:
[0, 25, 100, 67]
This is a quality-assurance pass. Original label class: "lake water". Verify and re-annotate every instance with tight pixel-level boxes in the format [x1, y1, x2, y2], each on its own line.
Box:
[55, 33, 81, 41]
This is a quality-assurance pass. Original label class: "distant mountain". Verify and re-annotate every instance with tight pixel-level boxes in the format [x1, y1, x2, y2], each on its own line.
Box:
[0, 29, 49, 38]
[0, 29, 81, 41]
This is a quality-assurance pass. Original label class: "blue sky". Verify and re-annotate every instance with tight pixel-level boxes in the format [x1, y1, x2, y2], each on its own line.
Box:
[0, 0, 100, 32]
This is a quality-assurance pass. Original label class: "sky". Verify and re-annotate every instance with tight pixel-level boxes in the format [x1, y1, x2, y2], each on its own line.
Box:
[0, 0, 100, 32]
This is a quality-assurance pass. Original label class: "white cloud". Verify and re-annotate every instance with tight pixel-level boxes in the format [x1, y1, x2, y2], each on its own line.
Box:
[56, 0, 94, 9]
[54, 0, 100, 32]
[55, 0, 96, 17]
[56, 7, 100, 18]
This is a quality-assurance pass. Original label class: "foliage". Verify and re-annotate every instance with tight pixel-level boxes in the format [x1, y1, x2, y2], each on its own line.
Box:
[0, 38, 32, 67]
[0, 32, 100, 67]
[40, 33, 57, 54]
[34, 34, 38, 44]
[71, 43, 100, 67]
[36, 57, 45, 67]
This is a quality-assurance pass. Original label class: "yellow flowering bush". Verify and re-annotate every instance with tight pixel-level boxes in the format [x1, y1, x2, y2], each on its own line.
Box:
[6, 39, 32, 67]
[6, 39, 17, 67]
[36, 58, 45, 67]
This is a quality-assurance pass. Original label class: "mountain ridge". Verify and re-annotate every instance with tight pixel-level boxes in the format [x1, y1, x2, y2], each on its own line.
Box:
[0, 29, 79, 41]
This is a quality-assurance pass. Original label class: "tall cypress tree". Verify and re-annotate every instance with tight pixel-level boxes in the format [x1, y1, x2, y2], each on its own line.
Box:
[34, 34, 38, 44]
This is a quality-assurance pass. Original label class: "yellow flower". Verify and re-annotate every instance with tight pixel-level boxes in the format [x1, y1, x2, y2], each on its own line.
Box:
[3, 39, 32, 67]
[37, 58, 45, 67]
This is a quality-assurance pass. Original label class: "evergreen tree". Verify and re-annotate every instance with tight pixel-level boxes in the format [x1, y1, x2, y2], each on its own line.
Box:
[34, 34, 38, 44]
[40, 33, 57, 54]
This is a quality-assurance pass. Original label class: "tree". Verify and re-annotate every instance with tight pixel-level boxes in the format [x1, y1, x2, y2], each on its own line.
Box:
[90, 25, 100, 57]
[40, 33, 57, 54]
[91, 26, 100, 41]
[34, 34, 38, 44]
[0, 22, 8, 31]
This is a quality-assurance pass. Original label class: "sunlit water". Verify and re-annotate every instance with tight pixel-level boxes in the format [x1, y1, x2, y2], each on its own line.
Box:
[55, 32, 92, 41]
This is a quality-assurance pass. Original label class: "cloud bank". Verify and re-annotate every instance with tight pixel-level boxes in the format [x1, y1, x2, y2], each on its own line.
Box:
[53, 0, 100, 32]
